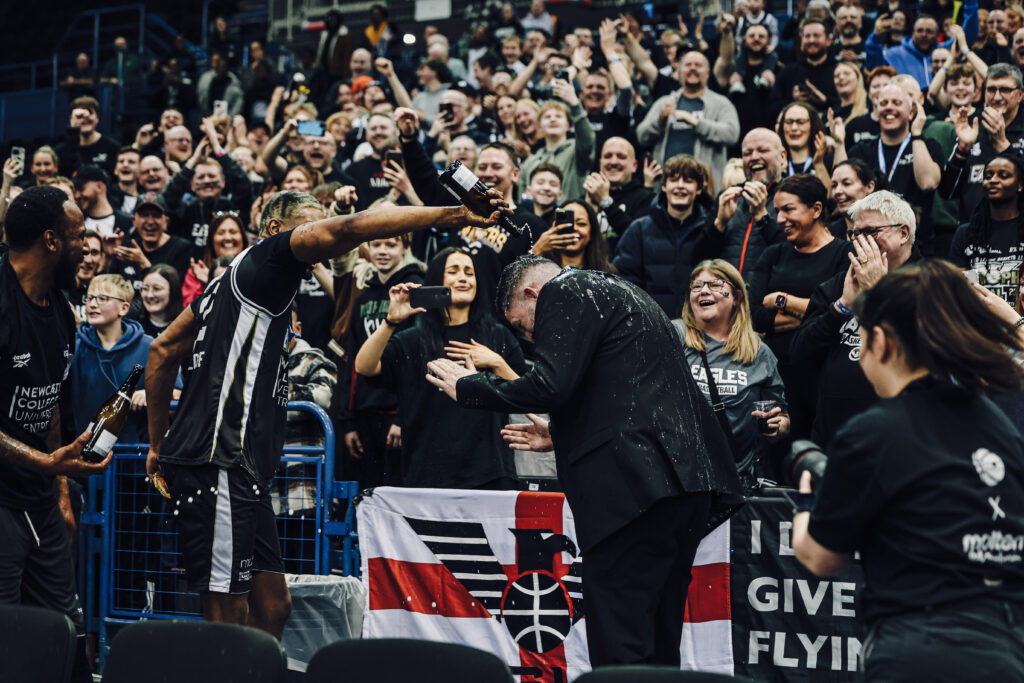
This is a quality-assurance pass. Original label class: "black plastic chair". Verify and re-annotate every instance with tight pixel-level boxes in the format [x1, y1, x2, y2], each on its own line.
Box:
[0, 604, 76, 683]
[575, 666, 756, 682]
[102, 620, 286, 683]
[304, 638, 515, 683]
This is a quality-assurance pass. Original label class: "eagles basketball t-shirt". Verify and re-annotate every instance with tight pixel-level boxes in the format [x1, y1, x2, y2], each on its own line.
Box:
[159, 231, 308, 486]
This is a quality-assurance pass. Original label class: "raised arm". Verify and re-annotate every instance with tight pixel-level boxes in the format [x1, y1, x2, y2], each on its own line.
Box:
[375, 58, 414, 109]
[288, 193, 511, 263]
[910, 105, 941, 191]
[618, 15, 658, 87]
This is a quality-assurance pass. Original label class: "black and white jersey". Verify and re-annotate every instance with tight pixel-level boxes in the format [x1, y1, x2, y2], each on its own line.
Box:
[159, 232, 308, 486]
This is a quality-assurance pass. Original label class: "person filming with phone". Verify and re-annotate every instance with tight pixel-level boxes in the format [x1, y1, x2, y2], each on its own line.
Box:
[354, 246, 526, 489]
[792, 259, 1024, 681]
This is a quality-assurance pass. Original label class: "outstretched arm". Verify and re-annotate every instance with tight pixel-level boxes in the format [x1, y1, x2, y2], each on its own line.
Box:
[288, 192, 511, 263]
[146, 306, 197, 476]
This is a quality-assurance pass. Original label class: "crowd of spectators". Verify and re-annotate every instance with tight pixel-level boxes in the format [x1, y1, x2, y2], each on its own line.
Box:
[3, 0, 1024, 490]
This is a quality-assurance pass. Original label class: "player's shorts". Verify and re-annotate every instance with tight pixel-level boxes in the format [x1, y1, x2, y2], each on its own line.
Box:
[162, 464, 283, 594]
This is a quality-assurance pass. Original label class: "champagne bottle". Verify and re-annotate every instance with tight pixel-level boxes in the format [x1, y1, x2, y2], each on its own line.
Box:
[438, 160, 525, 236]
[82, 364, 144, 463]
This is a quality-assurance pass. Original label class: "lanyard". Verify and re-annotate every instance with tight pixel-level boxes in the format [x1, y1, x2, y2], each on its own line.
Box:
[878, 134, 911, 183]
[787, 157, 813, 177]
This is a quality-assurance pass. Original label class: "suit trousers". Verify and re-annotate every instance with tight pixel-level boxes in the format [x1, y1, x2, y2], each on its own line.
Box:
[582, 492, 713, 668]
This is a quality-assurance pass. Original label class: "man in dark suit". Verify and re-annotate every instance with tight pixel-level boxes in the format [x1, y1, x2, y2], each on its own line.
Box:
[427, 254, 742, 668]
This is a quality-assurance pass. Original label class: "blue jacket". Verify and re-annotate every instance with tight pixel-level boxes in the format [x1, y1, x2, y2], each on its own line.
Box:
[612, 192, 725, 316]
[71, 318, 153, 444]
[869, 35, 954, 89]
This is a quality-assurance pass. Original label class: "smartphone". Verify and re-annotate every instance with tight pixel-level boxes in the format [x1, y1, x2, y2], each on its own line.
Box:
[384, 149, 404, 167]
[553, 69, 570, 81]
[553, 208, 575, 233]
[10, 146, 25, 169]
[440, 102, 455, 120]
[410, 286, 452, 309]
[213, 99, 228, 117]
[297, 120, 326, 137]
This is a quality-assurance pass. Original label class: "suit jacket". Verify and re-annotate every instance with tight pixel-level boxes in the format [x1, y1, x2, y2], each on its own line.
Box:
[457, 268, 743, 551]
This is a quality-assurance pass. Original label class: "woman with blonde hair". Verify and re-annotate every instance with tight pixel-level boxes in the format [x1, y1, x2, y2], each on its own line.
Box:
[833, 61, 867, 123]
[677, 258, 790, 485]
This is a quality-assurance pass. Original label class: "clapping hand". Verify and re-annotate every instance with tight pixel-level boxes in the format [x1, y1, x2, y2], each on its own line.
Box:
[501, 414, 554, 452]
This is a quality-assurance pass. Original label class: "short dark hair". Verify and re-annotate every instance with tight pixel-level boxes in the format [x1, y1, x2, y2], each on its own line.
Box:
[663, 154, 705, 187]
[480, 142, 520, 169]
[70, 95, 99, 115]
[496, 253, 557, 311]
[5, 186, 71, 250]
[776, 173, 830, 224]
[476, 51, 501, 74]
[118, 145, 140, 160]
[530, 163, 563, 183]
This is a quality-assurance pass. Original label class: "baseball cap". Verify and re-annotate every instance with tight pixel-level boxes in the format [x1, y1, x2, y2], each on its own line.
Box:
[73, 165, 110, 187]
[135, 191, 168, 214]
[351, 75, 374, 94]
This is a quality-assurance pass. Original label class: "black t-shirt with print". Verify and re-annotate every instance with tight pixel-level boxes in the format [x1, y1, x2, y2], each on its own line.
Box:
[0, 258, 77, 510]
[810, 378, 1024, 625]
[949, 218, 1024, 304]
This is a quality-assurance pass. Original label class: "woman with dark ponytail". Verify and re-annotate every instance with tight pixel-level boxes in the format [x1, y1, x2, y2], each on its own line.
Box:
[792, 259, 1024, 682]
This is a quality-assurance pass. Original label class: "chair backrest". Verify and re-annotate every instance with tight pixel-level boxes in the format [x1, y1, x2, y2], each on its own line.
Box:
[0, 604, 76, 683]
[305, 638, 515, 683]
[102, 620, 286, 683]
[575, 666, 756, 683]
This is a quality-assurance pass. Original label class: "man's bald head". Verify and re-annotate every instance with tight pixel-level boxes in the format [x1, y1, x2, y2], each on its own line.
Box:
[741, 128, 787, 184]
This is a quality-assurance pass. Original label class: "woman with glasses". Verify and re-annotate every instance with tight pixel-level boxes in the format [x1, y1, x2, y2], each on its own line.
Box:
[749, 174, 852, 437]
[949, 154, 1024, 306]
[793, 259, 1024, 682]
[182, 212, 247, 306]
[677, 259, 789, 485]
[138, 264, 184, 339]
[355, 247, 526, 488]
[777, 102, 833, 189]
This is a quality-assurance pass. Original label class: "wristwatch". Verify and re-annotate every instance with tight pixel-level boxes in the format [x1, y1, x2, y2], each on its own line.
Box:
[599, 197, 613, 210]
[775, 294, 788, 311]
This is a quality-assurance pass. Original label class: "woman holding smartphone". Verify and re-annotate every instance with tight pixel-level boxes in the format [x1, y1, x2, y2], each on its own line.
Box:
[531, 201, 616, 272]
[355, 247, 526, 489]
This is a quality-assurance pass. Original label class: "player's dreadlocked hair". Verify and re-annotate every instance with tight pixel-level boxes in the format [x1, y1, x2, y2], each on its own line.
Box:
[258, 190, 323, 237]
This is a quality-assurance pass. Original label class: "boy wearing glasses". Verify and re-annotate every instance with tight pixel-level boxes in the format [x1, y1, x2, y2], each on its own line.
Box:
[70, 274, 151, 443]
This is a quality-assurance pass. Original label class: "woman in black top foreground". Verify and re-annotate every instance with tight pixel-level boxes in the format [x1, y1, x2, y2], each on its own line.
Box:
[748, 174, 851, 436]
[355, 247, 526, 489]
[793, 260, 1024, 682]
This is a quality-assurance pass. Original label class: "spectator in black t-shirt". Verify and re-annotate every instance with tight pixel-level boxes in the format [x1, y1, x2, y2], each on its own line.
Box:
[108, 192, 193, 294]
[842, 83, 942, 245]
[0, 186, 110, 682]
[55, 96, 121, 178]
[844, 65, 898, 147]
[771, 18, 840, 117]
[348, 112, 401, 210]
[793, 260, 1024, 683]
[748, 174, 852, 437]
[950, 154, 1024, 305]
[354, 247, 526, 489]
[581, 137, 655, 247]
[138, 264, 184, 339]
[531, 200, 616, 273]
[72, 166, 132, 239]
[791, 190, 919, 447]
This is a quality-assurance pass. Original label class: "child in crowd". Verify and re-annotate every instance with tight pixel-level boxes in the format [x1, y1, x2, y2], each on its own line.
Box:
[70, 274, 151, 443]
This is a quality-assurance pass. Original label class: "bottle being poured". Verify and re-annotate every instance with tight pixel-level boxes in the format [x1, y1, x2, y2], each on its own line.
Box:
[438, 160, 527, 237]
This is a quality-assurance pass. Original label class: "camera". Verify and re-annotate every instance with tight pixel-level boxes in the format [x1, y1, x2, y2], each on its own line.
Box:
[783, 440, 828, 487]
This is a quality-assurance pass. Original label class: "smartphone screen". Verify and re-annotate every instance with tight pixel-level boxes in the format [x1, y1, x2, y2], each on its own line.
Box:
[384, 150, 404, 167]
[409, 286, 452, 309]
[554, 208, 575, 233]
[213, 100, 228, 117]
[297, 120, 327, 137]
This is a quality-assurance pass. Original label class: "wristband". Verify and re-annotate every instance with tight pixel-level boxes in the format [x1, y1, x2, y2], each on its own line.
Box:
[956, 143, 971, 155]
[1015, 317, 1024, 329]
[384, 317, 400, 328]
[608, 56, 622, 64]
[910, 135, 923, 142]
[834, 298, 853, 316]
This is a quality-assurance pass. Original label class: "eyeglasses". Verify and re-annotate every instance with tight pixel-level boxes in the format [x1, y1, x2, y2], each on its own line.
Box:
[84, 294, 126, 304]
[213, 210, 240, 218]
[985, 86, 1020, 96]
[782, 118, 811, 127]
[846, 224, 901, 239]
[690, 279, 731, 293]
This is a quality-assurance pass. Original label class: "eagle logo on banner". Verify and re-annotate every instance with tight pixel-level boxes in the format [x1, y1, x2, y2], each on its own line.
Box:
[404, 516, 585, 680]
